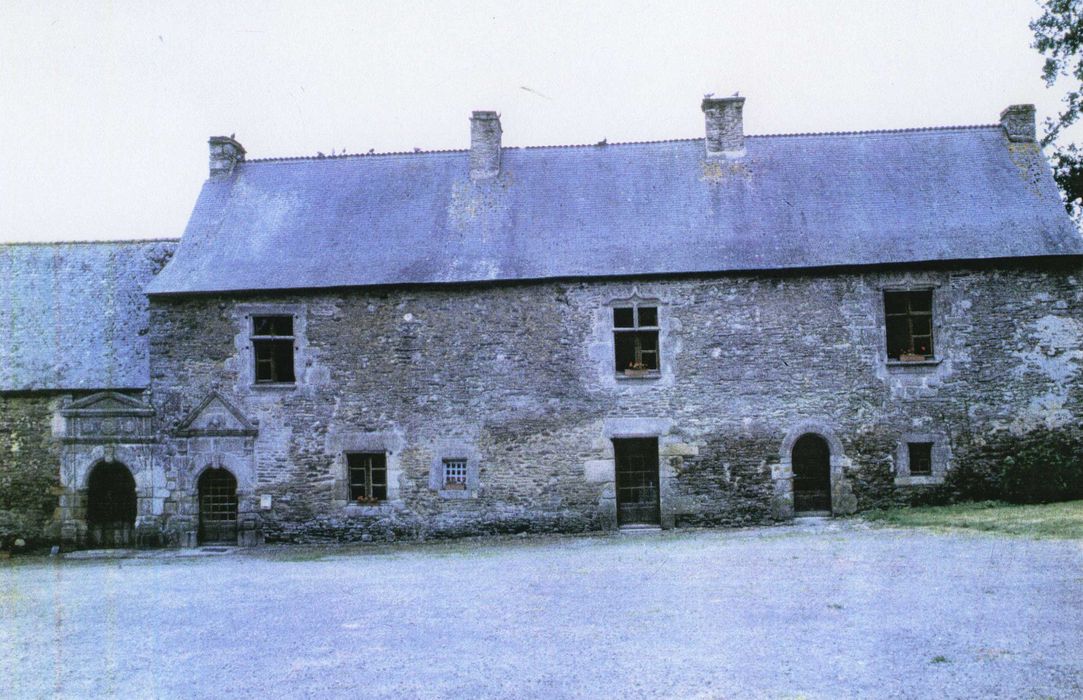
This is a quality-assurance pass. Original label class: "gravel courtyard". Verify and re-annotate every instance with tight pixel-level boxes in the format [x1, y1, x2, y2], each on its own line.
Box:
[2, 521, 1080, 699]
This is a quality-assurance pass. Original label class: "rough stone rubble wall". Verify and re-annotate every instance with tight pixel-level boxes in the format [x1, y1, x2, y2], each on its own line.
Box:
[141, 261, 1083, 542]
[0, 394, 62, 546]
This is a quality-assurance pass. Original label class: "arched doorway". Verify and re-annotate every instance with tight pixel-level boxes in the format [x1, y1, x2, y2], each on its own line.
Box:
[198, 468, 238, 545]
[792, 434, 831, 514]
[86, 461, 137, 547]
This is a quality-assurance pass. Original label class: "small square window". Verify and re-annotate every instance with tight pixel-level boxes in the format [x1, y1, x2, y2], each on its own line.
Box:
[908, 442, 933, 476]
[884, 290, 934, 360]
[443, 459, 468, 489]
[348, 453, 387, 502]
[614, 305, 660, 373]
[252, 315, 295, 383]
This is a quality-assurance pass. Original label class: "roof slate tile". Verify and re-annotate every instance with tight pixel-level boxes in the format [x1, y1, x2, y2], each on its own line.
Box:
[145, 126, 1081, 295]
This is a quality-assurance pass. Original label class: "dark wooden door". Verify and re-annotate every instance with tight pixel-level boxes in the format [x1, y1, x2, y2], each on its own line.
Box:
[198, 468, 238, 545]
[614, 438, 660, 526]
[86, 461, 136, 547]
[792, 434, 832, 513]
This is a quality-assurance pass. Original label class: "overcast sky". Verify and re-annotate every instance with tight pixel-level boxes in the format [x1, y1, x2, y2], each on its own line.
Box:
[0, 0, 1069, 243]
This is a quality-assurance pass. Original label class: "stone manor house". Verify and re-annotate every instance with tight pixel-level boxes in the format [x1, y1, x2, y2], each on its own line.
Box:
[2, 95, 1081, 548]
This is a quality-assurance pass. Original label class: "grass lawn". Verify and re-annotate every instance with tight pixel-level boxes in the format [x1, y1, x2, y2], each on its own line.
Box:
[863, 499, 1083, 539]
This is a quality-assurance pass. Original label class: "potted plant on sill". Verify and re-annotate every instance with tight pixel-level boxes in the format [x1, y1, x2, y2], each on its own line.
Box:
[355, 495, 379, 505]
[898, 345, 929, 362]
[624, 361, 651, 377]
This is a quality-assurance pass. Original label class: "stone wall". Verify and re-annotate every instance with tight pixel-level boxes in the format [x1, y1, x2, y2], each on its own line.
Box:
[146, 260, 1083, 542]
[0, 394, 62, 547]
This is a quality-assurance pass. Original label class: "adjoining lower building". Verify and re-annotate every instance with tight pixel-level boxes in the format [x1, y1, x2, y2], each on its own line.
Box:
[2, 95, 1081, 548]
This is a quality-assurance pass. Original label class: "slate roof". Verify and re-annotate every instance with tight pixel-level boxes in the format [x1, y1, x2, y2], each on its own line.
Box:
[146, 125, 1082, 296]
[0, 240, 177, 391]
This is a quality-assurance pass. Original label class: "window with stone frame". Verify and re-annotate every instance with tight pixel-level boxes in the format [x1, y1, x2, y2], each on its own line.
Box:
[613, 305, 659, 373]
[907, 442, 933, 476]
[347, 452, 387, 503]
[442, 459, 468, 490]
[252, 315, 296, 383]
[884, 290, 934, 360]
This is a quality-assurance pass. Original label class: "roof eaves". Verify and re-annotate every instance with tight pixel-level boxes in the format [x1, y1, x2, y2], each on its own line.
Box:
[0, 237, 180, 247]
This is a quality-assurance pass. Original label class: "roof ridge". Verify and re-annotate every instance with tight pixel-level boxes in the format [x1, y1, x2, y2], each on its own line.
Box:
[248, 148, 469, 164]
[749, 123, 1000, 139]
[243, 124, 1002, 164]
[0, 237, 180, 247]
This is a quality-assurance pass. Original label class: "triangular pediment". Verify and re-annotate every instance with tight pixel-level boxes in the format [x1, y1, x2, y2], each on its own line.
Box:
[62, 391, 153, 416]
[175, 391, 257, 436]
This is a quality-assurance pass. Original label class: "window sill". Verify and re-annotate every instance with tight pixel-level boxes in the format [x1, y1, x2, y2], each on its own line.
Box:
[251, 382, 297, 391]
[886, 358, 941, 369]
[438, 488, 477, 499]
[344, 501, 390, 514]
[615, 371, 662, 381]
[894, 475, 944, 486]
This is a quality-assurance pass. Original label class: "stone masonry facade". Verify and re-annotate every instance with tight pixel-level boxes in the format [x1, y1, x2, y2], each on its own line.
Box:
[5, 98, 1080, 549]
[126, 259, 1082, 544]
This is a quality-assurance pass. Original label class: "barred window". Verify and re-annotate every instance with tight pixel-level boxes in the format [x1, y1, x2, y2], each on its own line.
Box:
[443, 459, 467, 488]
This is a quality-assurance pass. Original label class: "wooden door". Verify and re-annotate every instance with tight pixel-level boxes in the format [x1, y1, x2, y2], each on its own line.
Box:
[792, 434, 832, 513]
[614, 438, 661, 526]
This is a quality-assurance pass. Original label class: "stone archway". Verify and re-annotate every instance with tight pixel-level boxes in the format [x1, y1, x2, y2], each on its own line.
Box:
[85, 461, 137, 547]
[773, 420, 857, 519]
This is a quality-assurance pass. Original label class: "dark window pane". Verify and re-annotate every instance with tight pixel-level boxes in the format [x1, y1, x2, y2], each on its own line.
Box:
[253, 315, 293, 336]
[885, 318, 909, 358]
[909, 291, 932, 312]
[254, 341, 276, 382]
[912, 336, 932, 356]
[638, 331, 659, 370]
[272, 340, 295, 382]
[637, 306, 657, 327]
[615, 332, 637, 371]
[911, 316, 931, 336]
[613, 307, 634, 328]
[909, 443, 933, 475]
[884, 292, 907, 315]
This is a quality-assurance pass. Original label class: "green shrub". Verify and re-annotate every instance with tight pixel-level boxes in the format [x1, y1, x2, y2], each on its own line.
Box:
[1001, 429, 1083, 504]
[944, 443, 1005, 502]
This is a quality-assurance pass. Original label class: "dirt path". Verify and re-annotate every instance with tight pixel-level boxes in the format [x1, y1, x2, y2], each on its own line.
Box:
[2, 522, 1080, 699]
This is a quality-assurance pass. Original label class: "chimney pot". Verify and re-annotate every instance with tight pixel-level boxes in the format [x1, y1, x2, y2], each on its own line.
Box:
[470, 111, 502, 179]
[1000, 104, 1036, 143]
[701, 95, 746, 158]
[209, 135, 246, 177]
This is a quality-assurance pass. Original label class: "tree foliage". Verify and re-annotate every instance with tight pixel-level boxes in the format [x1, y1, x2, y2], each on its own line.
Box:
[1032, 0, 1083, 218]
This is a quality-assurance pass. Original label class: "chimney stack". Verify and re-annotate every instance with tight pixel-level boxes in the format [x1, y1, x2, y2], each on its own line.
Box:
[701, 95, 746, 158]
[1000, 104, 1036, 143]
[209, 135, 246, 177]
[469, 111, 502, 179]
